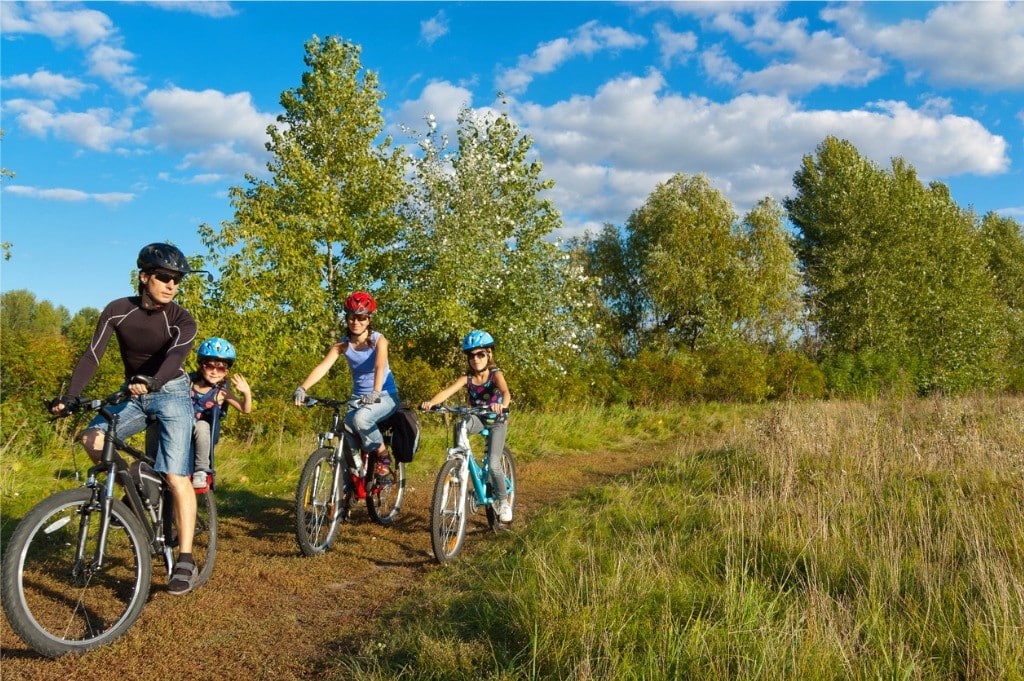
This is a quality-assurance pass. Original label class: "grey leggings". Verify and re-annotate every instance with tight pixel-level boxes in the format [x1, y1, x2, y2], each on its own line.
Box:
[467, 417, 508, 502]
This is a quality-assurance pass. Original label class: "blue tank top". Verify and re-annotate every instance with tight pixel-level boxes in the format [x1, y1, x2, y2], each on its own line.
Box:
[344, 331, 398, 396]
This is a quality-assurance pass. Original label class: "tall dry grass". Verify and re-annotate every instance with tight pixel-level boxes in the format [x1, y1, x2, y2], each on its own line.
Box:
[355, 397, 1024, 680]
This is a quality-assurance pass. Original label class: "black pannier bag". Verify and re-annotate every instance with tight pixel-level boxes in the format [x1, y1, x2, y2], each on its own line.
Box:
[382, 403, 420, 463]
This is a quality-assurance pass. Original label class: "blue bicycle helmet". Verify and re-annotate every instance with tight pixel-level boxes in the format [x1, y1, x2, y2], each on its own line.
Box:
[197, 337, 237, 366]
[462, 330, 495, 353]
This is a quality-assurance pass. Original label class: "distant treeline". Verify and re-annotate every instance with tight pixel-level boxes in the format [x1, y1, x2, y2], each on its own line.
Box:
[3, 37, 1022, 450]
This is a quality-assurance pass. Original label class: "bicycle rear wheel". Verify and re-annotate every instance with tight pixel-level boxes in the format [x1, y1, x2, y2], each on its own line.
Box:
[366, 458, 406, 526]
[430, 459, 468, 563]
[1, 488, 152, 658]
[192, 490, 217, 587]
[295, 447, 343, 556]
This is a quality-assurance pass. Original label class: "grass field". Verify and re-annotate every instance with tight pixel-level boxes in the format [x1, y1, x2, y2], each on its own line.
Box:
[2, 397, 1022, 679]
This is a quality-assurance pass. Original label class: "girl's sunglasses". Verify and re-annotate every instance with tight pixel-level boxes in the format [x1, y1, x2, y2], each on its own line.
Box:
[201, 361, 229, 372]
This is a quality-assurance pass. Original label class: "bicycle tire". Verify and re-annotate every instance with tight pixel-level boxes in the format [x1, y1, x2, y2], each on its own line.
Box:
[1, 488, 152, 658]
[192, 490, 217, 587]
[295, 447, 343, 556]
[366, 459, 406, 526]
[486, 447, 517, 530]
[430, 458, 468, 563]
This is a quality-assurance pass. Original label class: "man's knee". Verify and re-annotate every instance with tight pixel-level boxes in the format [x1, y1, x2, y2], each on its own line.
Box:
[80, 429, 104, 461]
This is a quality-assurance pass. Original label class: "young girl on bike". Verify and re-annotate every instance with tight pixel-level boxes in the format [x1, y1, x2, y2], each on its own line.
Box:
[421, 330, 513, 523]
[189, 337, 253, 491]
[293, 291, 400, 480]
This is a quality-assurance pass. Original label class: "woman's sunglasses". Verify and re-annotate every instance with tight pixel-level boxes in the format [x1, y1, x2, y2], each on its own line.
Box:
[467, 350, 489, 360]
[346, 314, 370, 322]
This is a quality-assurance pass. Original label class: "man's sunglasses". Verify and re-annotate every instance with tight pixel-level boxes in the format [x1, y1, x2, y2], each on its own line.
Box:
[150, 271, 184, 285]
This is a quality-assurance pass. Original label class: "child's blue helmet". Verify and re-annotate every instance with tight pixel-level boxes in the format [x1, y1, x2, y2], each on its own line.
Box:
[462, 330, 495, 353]
[197, 337, 237, 366]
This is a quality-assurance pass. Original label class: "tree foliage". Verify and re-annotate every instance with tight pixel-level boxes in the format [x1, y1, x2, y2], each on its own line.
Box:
[391, 107, 601, 403]
[579, 173, 801, 354]
[786, 136, 1004, 394]
[197, 36, 409, 389]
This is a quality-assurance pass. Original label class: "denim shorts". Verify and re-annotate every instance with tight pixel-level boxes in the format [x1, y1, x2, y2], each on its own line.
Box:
[86, 373, 194, 477]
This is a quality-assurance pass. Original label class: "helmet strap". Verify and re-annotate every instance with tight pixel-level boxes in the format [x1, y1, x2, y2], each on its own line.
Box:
[139, 284, 164, 311]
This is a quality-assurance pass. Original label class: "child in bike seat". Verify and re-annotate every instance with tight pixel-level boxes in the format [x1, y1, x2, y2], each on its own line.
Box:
[293, 291, 400, 483]
[420, 330, 513, 523]
[190, 337, 252, 490]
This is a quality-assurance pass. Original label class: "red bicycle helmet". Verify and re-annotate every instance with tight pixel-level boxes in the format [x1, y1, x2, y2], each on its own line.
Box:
[344, 291, 377, 315]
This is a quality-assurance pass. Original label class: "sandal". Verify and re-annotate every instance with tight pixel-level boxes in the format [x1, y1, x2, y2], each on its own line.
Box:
[167, 559, 198, 596]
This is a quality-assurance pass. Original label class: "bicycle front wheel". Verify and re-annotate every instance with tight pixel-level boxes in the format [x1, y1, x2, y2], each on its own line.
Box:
[366, 459, 406, 526]
[430, 459, 468, 563]
[295, 448, 343, 556]
[1, 488, 152, 658]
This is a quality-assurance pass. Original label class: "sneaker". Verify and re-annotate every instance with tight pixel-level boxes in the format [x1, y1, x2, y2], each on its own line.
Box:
[191, 470, 208, 490]
[498, 500, 512, 524]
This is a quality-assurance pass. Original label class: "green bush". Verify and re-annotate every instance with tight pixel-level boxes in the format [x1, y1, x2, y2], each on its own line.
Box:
[699, 343, 770, 402]
[766, 349, 826, 399]
[618, 348, 704, 406]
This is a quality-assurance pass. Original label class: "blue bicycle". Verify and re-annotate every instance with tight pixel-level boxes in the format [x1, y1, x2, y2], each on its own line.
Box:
[423, 405, 517, 563]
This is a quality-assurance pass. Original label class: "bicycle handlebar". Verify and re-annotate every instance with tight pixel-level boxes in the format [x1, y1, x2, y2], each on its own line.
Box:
[421, 404, 510, 417]
[47, 389, 132, 419]
[301, 395, 362, 409]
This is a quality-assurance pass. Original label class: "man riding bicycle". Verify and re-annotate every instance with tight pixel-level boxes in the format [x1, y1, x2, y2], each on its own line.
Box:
[50, 242, 201, 595]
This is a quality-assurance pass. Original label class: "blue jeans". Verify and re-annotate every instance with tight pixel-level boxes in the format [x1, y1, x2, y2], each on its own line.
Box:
[344, 391, 398, 453]
[468, 417, 508, 501]
[86, 374, 194, 476]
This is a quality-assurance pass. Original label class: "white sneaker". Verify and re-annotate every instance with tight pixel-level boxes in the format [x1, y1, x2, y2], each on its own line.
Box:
[191, 470, 208, 490]
[498, 500, 512, 524]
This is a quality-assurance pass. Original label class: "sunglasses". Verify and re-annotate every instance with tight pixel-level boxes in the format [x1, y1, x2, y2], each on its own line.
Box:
[201, 361, 229, 372]
[346, 314, 370, 322]
[467, 350, 489, 360]
[150, 271, 183, 285]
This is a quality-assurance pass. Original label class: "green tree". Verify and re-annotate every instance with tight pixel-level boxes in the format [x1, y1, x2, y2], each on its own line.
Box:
[197, 36, 409, 389]
[786, 136, 1003, 394]
[979, 211, 1024, 389]
[395, 107, 600, 403]
[0, 290, 72, 400]
[581, 173, 800, 354]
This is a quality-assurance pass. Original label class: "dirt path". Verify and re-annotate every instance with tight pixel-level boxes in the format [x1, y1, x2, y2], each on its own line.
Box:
[1, 443, 670, 680]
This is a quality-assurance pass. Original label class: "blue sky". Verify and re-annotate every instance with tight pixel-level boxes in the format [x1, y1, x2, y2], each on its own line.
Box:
[2, 1, 1022, 315]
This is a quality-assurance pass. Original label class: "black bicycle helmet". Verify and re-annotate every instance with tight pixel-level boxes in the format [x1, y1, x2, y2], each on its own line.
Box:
[137, 242, 190, 274]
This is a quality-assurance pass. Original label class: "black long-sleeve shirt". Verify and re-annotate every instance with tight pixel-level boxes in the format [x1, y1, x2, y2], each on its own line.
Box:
[67, 296, 197, 398]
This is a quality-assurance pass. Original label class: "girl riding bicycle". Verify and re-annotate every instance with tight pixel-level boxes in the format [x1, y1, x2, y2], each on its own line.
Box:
[189, 337, 253, 490]
[421, 330, 513, 523]
[293, 291, 400, 482]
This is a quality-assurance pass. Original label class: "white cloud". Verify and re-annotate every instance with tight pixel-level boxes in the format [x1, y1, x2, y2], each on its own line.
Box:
[0, 2, 115, 48]
[4, 184, 134, 206]
[3, 98, 134, 151]
[653, 22, 697, 68]
[392, 80, 474, 134]
[140, 87, 276, 173]
[825, 1, 1024, 91]
[511, 70, 1009, 230]
[145, 2, 238, 19]
[496, 20, 646, 95]
[0, 69, 91, 99]
[420, 10, 449, 46]
[87, 43, 145, 97]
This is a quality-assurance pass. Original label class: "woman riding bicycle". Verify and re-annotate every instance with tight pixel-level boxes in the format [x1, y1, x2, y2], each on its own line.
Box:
[293, 291, 400, 481]
[49, 242, 201, 595]
[421, 330, 513, 523]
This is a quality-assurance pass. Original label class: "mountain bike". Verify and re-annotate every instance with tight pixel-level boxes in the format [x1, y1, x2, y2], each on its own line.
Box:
[422, 405, 517, 563]
[1, 389, 217, 658]
[294, 396, 406, 556]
